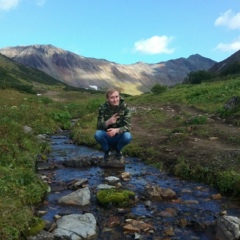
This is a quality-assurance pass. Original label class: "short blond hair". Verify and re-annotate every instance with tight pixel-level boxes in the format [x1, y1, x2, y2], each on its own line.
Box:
[106, 88, 120, 98]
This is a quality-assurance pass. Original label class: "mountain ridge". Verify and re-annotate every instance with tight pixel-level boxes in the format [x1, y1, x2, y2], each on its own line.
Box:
[209, 49, 240, 73]
[0, 44, 216, 95]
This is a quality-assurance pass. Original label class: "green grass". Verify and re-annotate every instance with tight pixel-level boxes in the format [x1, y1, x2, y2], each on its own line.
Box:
[128, 78, 240, 114]
[0, 89, 84, 239]
[1, 75, 240, 238]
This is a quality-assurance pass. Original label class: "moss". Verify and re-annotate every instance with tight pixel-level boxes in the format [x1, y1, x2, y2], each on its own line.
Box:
[24, 217, 45, 237]
[97, 188, 135, 206]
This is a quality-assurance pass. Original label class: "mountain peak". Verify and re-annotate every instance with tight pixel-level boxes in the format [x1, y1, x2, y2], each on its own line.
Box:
[0, 44, 219, 95]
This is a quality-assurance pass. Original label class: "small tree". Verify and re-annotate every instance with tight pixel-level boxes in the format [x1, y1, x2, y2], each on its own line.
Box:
[183, 70, 214, 84]
[151, 83, 167, 94]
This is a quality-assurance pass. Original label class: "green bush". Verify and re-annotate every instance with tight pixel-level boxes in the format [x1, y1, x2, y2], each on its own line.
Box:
[49, 110, 72, 129]
[183, 70, 215, 84]
[151, 83, 168, 94]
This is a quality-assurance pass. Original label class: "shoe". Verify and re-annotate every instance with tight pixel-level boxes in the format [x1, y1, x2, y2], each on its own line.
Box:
[115, 150, 123, 159]
[104, 151, 110, 161]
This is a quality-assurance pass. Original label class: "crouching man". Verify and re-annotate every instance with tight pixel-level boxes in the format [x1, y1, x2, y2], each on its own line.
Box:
[94, 88, 132, 161]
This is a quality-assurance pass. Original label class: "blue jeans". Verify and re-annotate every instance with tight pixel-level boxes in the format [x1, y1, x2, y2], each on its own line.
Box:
[94, 130, 132, 152]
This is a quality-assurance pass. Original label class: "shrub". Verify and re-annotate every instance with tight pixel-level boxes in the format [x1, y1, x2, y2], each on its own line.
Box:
[183, 70, 215, 84]
[49, 110, 72, 129]
[151, 83, 168, 94]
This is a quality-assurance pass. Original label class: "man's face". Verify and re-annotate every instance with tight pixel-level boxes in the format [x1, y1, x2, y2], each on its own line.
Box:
[107, 91, 120, 107]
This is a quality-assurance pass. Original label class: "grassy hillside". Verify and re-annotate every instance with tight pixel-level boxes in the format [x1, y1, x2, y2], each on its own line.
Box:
[0, 53, 67, 93]
[0, 88, 106, 239]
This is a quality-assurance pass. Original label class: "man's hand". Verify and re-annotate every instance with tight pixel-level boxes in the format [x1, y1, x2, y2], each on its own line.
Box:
[107, 128, 119, 137]
[105, 113, 120, 126]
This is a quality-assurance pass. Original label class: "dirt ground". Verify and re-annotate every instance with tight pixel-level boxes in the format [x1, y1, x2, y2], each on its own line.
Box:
[131, 104, 240, 173]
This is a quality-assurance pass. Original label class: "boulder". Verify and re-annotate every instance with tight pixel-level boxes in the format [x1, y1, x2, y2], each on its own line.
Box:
[215, 215, 240, 240]
[62, 155, 101, 167]
[54, 213, 97, 240]
[58, 187, 90, 206]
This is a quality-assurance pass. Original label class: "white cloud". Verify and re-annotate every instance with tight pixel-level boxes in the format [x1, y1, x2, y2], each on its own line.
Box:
[215, 9, 240, 30]
[0, 0, 20, 11]
[215, 36, 240, 52]
[134, 35, 175, 55]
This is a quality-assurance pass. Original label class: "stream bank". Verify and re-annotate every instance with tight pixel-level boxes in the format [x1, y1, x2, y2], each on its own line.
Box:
[34, 131, 240, 240]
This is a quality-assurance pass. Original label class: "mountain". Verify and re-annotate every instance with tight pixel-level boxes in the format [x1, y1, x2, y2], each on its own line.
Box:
[0, 53, 66, 93]
[209, 49, 240, 73]
[0, 45, 216, 95]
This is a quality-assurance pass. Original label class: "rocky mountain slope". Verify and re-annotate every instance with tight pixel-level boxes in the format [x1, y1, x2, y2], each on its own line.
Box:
[209, 49, 240, 73]
[0, 45, 216, 95]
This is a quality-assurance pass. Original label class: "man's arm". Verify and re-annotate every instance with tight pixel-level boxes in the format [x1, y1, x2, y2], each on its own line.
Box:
[118, 107, 131, 133]
[97, 106, 120, 130]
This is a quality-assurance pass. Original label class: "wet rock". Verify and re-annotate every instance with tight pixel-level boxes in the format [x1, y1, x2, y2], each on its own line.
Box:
[123, 219, 154, 234]
[117, 208, 132, 215]
[163, 226, 175, 236]
[58, 187, 90, 206]
[50, 182, 67, 192]
[211, 193, 222, 200]
[181, 188, 192, 193]
[214, 215, 240, 240]
[145, 185, 177, 200]
[100, 157, 125, 168]
[37, 162, 56, 171]
[97, 184, 115, 190]
[144, 200, 151, 208]
[160, 188, 177, 198]
[134, 232, 142, 239]
[46, 221, 57, 232]
[182, 200, 199, 204]
[54, 213, 97, 240]
[104, 216, 121, 227]
[171, 198, 182, 203]
[158, 208, 177, 218]
[105, 176, 120, 184]
[62, 155, 102, 167]
[67, 178, 88, 190]
[121, 172, 131, 179]
[54, 215, 61, 220]
[38, 210, 47, 216]
[220, 210, 228, 216]
[179, 218, 188, 228]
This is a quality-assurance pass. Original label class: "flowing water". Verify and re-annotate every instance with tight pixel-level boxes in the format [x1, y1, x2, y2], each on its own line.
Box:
[38, 132, 240, 239]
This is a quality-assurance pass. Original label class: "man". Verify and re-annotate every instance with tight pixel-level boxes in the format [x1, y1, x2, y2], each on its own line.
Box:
[94, 88, 132, 161]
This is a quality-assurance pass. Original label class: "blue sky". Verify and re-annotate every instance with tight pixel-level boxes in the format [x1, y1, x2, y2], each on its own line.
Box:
[0, 0, 240, 64]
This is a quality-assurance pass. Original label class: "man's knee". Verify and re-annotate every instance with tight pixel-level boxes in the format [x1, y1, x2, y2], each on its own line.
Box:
[94, 130, 104, 140]
[123, 132, 132, 143]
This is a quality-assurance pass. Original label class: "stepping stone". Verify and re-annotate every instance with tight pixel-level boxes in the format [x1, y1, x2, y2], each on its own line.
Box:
[99, 156, 125, 168]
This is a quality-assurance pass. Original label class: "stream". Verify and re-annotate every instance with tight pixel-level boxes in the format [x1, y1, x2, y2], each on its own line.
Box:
[37, 131, 240, 240]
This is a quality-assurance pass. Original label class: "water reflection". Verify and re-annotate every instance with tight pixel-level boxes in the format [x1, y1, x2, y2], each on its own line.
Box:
[39, 133, 240, 239]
